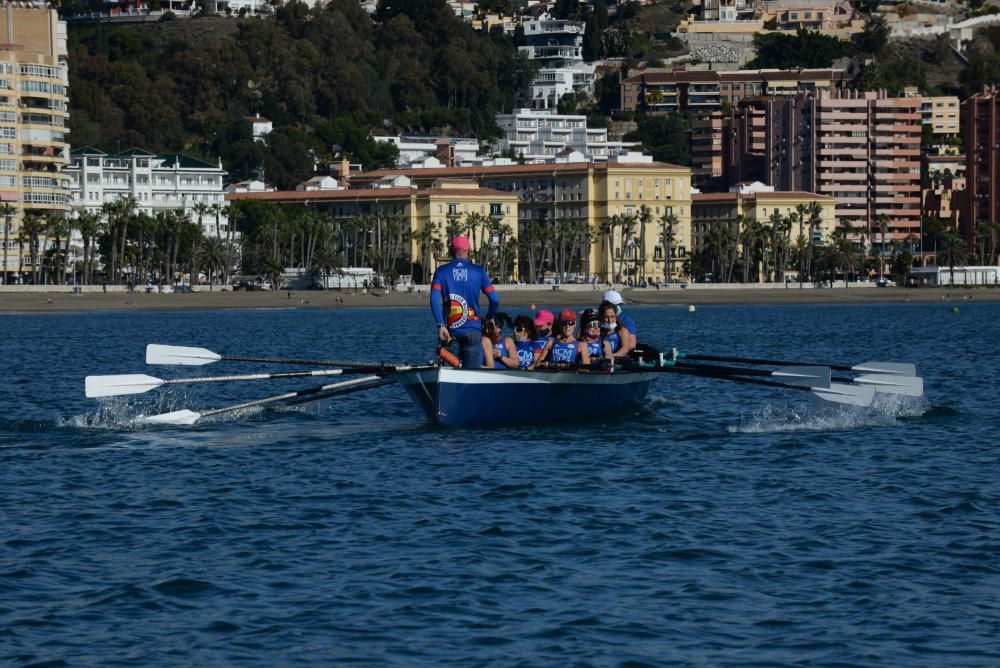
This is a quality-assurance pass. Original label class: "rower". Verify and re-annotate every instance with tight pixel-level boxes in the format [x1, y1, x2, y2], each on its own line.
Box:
[547, 309, 591, 366]
[600, 291, 635, 356]
[602, 290, 636, 353]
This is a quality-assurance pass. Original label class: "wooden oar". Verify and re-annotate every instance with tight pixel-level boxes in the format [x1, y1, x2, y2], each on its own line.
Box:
[674, 352, 916, 376]
[143, 375, 385, 426]
[146, 344, 419, 371]
[85, 368, 371, 398]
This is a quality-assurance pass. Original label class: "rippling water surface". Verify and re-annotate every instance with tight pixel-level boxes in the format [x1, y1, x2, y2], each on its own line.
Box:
[3, 302, 999, 666]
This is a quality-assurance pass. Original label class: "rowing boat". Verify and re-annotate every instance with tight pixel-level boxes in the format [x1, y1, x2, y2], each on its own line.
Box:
[82, 344, 925, 427]
[395, 366, 660, 428]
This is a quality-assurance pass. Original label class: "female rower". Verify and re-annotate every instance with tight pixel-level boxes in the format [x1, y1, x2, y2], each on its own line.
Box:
[598, 300, 635, 359]
[531, 309, 556, 365]
[481, 318, 518, 369]
[579, 308, 603, 360]
[547, 308, 591, 366]
[512, 315, 538, 369]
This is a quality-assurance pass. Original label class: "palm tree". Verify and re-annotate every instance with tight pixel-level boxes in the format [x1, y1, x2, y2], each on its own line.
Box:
[0, 203, 14, 284]
[75, 211, 102, 286]
[874, 213, 891, 280]
[939, 231, 967, 286]
[198, 236, 230, 291]
[310, 246, 343, 289]
[20, 214, 44, 285]
[661, 211, 678, 283]
[636, 205, 653, 283]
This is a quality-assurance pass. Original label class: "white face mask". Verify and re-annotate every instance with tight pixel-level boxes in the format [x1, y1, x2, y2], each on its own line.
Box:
[600, 321, 616, 331]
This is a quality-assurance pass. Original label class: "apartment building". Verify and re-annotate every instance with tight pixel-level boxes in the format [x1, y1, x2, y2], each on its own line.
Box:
[690, 189, 836, 262]
[375, 135, 481, 168]
[691, 111, 735, 191]
[962, 86, 1000, 247]
[799, 91, 922, 243]
[620, 68, 848, 113]
[349, 160, 694, 282]
[725, 91, 921, 243]
[65, 147, 231, 238]
[494, 108, 639, 163]
[519, 13, 596, 110]
[0, 4, 70, 284]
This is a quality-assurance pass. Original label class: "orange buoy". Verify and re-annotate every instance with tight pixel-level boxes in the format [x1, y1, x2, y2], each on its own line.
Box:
[438, 347, 460, 367]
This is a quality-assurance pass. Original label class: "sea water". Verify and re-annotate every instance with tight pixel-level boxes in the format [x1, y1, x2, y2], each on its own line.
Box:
[2, 302, 999, 666]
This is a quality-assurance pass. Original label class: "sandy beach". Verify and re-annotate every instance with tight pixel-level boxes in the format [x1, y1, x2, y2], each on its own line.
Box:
[0, 285, 995, 313]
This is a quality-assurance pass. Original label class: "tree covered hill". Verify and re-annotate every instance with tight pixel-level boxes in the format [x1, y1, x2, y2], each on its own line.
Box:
[67, 0, 534, 188]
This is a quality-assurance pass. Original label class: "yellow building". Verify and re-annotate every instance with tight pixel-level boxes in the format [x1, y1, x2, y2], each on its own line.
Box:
[691, 190, 837, 272]
[0, 3, 70, 284]
[350, 160, 694, 283]
[226, 178, 520, 280]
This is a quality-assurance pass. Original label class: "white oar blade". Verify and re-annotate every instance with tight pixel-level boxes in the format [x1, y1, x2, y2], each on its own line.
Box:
[812, 382, 875, 407]
[772, 365, 831, 388]
[852, 361, 916, 376]
[853, 374, 924, 397]
[146, 344, 222, 366]
[144, 409, 202, 426]
[85, 374, 164, 398]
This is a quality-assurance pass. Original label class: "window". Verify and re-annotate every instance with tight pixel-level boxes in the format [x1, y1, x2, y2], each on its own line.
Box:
[490, 202, 503, 216]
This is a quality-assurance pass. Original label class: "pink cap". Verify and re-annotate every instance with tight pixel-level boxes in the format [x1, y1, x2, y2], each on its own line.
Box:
[449, 235, 471, 251]
[533, 309, 554, 327]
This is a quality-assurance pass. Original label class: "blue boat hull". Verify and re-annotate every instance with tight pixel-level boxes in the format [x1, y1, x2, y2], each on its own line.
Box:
[395, 367, 659, 428]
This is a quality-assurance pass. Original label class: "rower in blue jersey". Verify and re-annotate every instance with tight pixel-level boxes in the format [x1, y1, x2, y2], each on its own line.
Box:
[430, 235, 499, 369]
[481, 319, 517, 369]
[579, 308, 604, 359]
[598, 300, 633, 359]
[547, 308, 592, 366]
[530, 309, 556, 364]
[601, 290, 636, 356]
[512, 315, 539, 369]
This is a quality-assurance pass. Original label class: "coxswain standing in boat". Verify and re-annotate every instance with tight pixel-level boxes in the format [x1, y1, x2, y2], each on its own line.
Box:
[547, 309, 591, 367]
[601, 290, 636, 356]
[431, 235, 499, 369]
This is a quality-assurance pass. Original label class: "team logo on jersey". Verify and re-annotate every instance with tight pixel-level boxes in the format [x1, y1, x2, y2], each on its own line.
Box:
[447, 294, 470, 329]
[452, 267, 468, 282]
[517, 349, 534, 367]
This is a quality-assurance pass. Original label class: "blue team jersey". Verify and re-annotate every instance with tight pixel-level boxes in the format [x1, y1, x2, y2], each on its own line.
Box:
[514, 340, 536, 368]
[619, 312, 637, 336]
[585, 340, 603, 357]
[549, 339, 579, 364]
[530, 335, 553, 360]
[603, 330, 622, 354]
[430, 259, 498, 334]
[492, 338, 510, 369]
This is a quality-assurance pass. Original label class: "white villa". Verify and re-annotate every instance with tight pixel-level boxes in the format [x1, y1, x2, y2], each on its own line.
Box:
[65, 147, 232, 238]
[494, 109, 641, 163]
[519, 13, 596, 110]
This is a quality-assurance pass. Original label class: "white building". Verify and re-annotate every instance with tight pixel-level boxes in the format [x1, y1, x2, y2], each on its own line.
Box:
[375, 135, 482, 168]
[493, 109, 640, 163]
[65, 147, 232, 238]
[245, 114, 272, 142]
[295, 175, 341, 191]
[519, 13, 597, 109]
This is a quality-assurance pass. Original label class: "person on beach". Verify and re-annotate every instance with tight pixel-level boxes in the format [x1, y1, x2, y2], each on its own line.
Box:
[430, 235, 499, 369]
[481, 318, 517, 369]
[600, 290, 636, 356]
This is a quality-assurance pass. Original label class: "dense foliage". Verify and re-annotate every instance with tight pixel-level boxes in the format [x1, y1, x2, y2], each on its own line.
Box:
[68, 0, 533, 188]
[745, 29, 852, 69]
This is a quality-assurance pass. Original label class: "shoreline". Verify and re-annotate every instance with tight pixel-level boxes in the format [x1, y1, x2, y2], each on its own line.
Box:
[0, 285, 996, 314]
